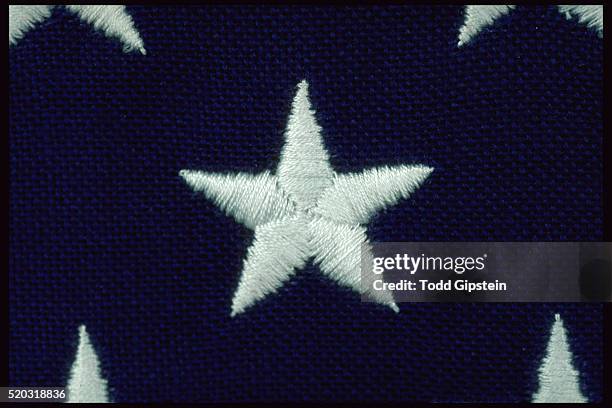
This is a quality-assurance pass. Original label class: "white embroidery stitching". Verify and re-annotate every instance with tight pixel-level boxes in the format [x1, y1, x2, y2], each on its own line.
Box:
[458, 5, 516, 47]
[66, 325, 110, 403]
[8, 5, 53, 46]
[8, 5, 145, 54]
[558, 5, 603, 38]
[532, 314, 587, 403]
[458, 5, 603, 47]
[181, 80, 432, 316]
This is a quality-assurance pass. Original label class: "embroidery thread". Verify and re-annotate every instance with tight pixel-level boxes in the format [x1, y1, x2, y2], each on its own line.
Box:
[66, 325, 110, 403]
[180, 80, 433, 316]
[532, 314, 587, 403]
[8, 5, 145, 54]
[458, 5, 603, 47]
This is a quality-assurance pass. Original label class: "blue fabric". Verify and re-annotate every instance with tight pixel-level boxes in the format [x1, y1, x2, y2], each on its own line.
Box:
[9, 6, 602, 402]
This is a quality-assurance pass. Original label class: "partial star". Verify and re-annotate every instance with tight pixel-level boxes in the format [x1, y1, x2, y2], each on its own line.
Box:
[66, 325, 110, 403]
[458, 5, 603, 47]
[180, 80, 433, 316]
[8, 5, 145, 54]
[532, 314, 587, 403]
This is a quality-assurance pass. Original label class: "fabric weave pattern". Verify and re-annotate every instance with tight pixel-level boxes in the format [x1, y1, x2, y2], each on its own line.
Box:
[9, 6, 603, 402]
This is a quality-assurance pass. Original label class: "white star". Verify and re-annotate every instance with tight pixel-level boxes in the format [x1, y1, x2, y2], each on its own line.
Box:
[458, 5, 603, 47]
[180, 80, 432, 316]
[8, 5, 145, 54]
[532, 314, 587, 403]
[66, 325, 110, 403]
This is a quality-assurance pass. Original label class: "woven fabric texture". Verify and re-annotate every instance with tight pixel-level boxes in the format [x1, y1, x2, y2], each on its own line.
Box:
[9, 6, 603, 402]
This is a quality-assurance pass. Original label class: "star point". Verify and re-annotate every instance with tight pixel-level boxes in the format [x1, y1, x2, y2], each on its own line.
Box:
[8, 5, 145, 53]
[66, 325, 109, 403]
[532, 313, 587, 403]
[457, 5, 603, 47]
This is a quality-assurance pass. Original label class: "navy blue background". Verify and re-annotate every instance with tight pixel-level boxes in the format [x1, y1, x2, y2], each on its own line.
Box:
[10, 6, 602, 402]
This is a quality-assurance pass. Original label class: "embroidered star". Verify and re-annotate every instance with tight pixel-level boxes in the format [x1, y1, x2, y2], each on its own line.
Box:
[532, 314, 587, 403]
[66, 325, 110, 403]
[8, 5, 145, 54]
[180, 80, 432, 316]
[458, 5, 603, 47]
